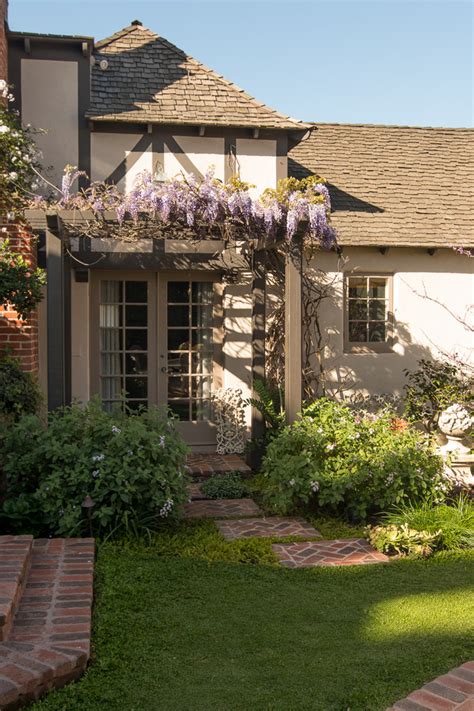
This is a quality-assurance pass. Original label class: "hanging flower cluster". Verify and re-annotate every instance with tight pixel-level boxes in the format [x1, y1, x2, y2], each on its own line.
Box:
[0, 81, 43, 216]
[43, 166, 337, 249]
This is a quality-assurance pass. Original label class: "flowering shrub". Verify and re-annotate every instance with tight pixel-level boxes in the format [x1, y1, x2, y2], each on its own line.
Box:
[260, 398, 446, 520]
[0, 81, 42, 215]
[0, 400, 189, 537]
[39, 166, 338, 249]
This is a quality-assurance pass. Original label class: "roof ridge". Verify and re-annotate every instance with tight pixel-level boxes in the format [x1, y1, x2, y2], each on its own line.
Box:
[95, 23, 157, 50]
[311, 121, 474, 131]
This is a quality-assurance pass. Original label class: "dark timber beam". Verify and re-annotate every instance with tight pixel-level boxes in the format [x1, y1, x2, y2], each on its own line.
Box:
[46, 216, 71, 410]
[251, 250, 267, 450]
[284, 244, 302, 423]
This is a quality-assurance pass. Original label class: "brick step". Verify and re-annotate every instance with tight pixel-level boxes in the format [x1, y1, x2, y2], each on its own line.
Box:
[0, 537, 95, 709]
[386, 661, 474, 710]
[0, 536, 34, 642]
[186, 453, 251, 479]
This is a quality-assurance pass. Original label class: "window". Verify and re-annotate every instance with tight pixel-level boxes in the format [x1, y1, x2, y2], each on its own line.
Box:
[166, 281, 214, 421]
[99, 280, 149, 410]
[345, 274, 393, 351]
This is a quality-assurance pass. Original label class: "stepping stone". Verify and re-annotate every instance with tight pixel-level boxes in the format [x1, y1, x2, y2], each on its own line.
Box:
[183, 498, 262, 519]
[186, 453, 251, 478]
[187, 483, 206, 500]
[272, 538, 389, 568]
[216, 517, 322, 541]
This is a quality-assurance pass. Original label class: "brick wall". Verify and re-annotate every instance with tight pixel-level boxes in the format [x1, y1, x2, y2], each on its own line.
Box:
[0, 0, 8, 82]
[0, 222, 40, 373]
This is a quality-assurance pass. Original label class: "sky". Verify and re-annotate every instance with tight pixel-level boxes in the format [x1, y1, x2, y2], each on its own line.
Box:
[8, 0, 474, 128]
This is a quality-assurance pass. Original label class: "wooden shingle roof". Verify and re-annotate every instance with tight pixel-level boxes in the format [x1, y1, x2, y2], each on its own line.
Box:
[86, 23, 309, 131]
[289, 123, 474, 247]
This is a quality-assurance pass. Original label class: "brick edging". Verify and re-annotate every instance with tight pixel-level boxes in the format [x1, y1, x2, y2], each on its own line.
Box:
[387, 661, 474, 710]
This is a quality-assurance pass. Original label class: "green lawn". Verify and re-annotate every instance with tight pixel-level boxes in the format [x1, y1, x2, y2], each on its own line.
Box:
[32, 530, 473, 711]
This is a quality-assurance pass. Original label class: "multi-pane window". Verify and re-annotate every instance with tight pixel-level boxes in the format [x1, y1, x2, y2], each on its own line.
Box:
[100, 280, 148, 410]
[167, 281, 213, 421]
[346, 275, 391, 346]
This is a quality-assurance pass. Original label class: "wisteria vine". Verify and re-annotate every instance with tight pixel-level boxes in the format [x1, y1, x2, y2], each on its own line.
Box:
[37, 167, 338, 250]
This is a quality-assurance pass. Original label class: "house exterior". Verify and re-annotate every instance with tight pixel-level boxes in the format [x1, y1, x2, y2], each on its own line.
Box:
[1, 8, 473, 450]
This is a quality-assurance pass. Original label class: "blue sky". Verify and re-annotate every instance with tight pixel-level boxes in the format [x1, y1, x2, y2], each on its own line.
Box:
[8, 0, 473, 127]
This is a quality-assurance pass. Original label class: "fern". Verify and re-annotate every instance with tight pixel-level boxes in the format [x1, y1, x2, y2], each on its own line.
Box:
[245, 380, 285, 435]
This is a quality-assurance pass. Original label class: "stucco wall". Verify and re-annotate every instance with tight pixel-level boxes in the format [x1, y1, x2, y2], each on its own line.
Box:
[21, 59, 78, 188]
[91, 133, 153, 192]
[310, 247, 473, 398]
[236, 138, 277, 195]
[163, 136, 225, 181]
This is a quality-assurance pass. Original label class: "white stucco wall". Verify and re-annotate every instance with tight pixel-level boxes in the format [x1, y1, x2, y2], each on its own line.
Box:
[236, 138, 277, 196]
[21, 59, 78, 189]
[163, 136, 225, 182]
[223, 277, 253, 428]
[310, 247, 473, 398]
[91, 133, 153, 192]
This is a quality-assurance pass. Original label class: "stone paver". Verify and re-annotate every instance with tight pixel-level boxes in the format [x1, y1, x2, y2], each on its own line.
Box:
[183, 498, 262, 519]
[386, 661, 474, 710]
[216, 517, 322, 541]
[187, 482, 205, 500]
[272, 538, 389, 568]
[186, 453, 251, 478]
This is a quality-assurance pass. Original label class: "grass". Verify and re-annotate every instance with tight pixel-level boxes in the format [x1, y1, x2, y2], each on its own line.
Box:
[31, 540, 474, 711]
[382, 496, 474, 550]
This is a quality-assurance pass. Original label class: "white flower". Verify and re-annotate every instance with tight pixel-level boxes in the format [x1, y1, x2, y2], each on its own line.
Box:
[289, 478, 296, 486]
[354, 432, 360, 439]
[0, 125, 9, 134]
[92, 453, 105, 462]
[317, 427, 323, 434]
[159, 435, 165, 448]
[92, 470, 100, 478]
[159, 498, 174, 517]
[8, 172, 18, 181]
[111, 425, 121, 434]
[127, 449, 133, 456]
[326, 443, 335, 452]
[386, 473, 395, 485]
[310, 480, 319, 493]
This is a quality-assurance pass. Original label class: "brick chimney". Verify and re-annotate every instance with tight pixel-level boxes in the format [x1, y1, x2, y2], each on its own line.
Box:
[0, 0, 8, 82]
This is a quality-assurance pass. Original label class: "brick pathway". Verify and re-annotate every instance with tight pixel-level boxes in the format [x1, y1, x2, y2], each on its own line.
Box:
[187, 482, 205, 500]
[386, 661, 474, 710]
[272, 538, 389, 568]
[216, 517, 322, 541]
[0, 536, 94, 708]
[183, 498, 262, 519]
[186, 453, 251, 478]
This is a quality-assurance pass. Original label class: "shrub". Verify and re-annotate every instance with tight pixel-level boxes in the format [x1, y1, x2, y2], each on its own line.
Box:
[260, 398, 446, 520]
[403, 358, 473, 433]
[0, 399, 190, 538]
[200, 472, 246, 499]
[0, 354, 42, 420]
[381, 496, 474, 551]
[365, 524, 441, 558]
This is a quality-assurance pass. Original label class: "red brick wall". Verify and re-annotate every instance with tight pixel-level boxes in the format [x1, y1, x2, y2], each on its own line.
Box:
[0, 0, 8, 83]
[0, 222, 40, 373]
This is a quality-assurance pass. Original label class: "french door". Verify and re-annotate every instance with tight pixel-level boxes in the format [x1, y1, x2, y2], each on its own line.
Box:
[91, 271, 222, 445]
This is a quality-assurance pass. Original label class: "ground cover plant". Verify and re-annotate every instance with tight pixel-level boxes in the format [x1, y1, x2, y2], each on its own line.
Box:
[30, 545, 474, 711]
[0, 399, 189, 537]
[260, 398, 446, 521]
[200, 471, 246, 499]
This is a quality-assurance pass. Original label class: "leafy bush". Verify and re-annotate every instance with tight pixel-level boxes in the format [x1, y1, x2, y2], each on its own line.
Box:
[403, 358, 473, 433]
[260, 398, 446, 520]
[200, 472, 246, 499]
[365, 523, 441, 558]
[0, 400, 189, 538]
[0, 354, 42, 420]
[381, 497, 474, 551]
[0, 240, 46, 319]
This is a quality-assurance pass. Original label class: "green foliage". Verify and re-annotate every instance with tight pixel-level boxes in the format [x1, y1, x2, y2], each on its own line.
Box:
[382, 496, 474, 551]
[262, 174, 327, 206]
[0, 353, 42, 419]
[200, 472, 246, 499]
[260, 398, 446, 520]
[0, 399, 189, 538]
[304, 513, 365, 539]
[0, 240, 46, 318]
[0, 89, 43, 215]
[403, 358, 473, 433]
[366, 523, 441, 558]
[110, 519, 278, 566]
[245, 379, 285, 440]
